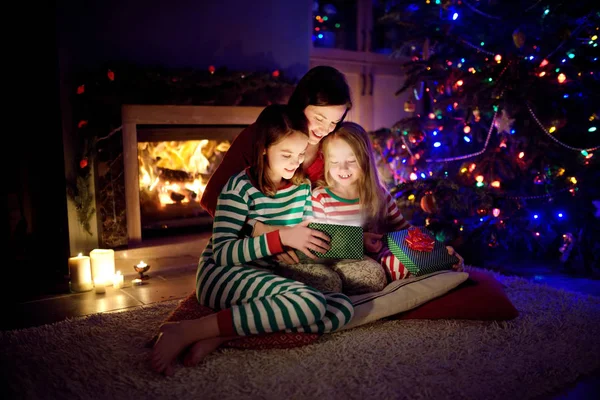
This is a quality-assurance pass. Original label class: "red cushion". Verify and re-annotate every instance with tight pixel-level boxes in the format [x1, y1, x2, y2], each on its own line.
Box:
[394, 270, 519, 320]
[163, 292, 320, 350]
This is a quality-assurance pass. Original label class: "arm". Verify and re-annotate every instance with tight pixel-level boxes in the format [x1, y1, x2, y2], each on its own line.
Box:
[200, 124, 257, 217]
[385, 190, 411, 230]
[212, 184, 284, 267]
[311, 188, 327, 223]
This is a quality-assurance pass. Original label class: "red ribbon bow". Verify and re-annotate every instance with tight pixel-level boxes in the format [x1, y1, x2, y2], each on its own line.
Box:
[405, 227, 435, 252]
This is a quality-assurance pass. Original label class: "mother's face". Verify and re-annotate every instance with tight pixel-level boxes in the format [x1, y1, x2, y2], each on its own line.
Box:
[304, 105, 348, 145]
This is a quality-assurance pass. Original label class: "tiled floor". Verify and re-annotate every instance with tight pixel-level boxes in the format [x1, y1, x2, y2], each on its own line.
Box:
[3, 233, 599, 399]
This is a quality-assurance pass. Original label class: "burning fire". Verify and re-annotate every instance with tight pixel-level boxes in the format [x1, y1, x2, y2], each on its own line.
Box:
[138, 139, 230, 207]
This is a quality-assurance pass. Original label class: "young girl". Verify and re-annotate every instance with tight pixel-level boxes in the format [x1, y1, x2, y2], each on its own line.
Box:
[310, 121, 414, 288]
[151, 105, 355, 375]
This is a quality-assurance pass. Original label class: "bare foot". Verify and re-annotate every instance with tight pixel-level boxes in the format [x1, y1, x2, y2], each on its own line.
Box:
[182, 336, 232, 367]
[151, 322, 193, 375]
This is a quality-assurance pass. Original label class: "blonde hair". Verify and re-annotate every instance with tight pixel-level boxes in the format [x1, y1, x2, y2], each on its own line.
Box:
[249, 104, 309, 196]
[321, 121, 388, 232]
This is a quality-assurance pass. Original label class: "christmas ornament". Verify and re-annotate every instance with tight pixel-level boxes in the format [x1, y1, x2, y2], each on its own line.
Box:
[208, 65, 216, 74]
[420, 193, 438, 213]
[512, 28, 526, 49]
[107, 69, 115, 81]
[272, 70, 280, 78]
[80, 158, 88, 169]
[473, 107, 481, 122]
[559, 233, 575, 263]
[494, 110, 515, 134]
[408, 129, 425, 144]
[404, 100, 416, 113]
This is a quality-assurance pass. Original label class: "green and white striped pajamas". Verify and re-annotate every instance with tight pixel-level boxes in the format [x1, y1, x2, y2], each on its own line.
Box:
[196, 170, 354, 336]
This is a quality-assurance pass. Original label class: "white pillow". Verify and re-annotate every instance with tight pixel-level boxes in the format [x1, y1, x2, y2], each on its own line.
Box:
[341, 270, 469, 330]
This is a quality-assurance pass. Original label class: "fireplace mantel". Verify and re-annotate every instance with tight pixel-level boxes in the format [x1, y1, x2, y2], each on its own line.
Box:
[122, 104, 263, 245]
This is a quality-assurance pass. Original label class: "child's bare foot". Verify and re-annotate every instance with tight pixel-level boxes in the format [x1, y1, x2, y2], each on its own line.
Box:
[182, 336, 231, 367]
[151, 322, 193, 375]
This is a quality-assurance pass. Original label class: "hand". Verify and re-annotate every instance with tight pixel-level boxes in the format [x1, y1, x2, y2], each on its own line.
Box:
[364, 232, 383, 253]
[275, 247, 300, 265]
[446, 246, 465, 272]
[279, 220, 330, 260]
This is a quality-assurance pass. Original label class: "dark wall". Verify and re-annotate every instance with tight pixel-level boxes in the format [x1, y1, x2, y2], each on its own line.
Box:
[4, 6, 70, 302]
[56, 0, 311, 79]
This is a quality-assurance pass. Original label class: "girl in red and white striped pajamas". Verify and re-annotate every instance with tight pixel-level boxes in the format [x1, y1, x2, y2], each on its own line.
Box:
[151, 105, 355, 375]
[312, 122, 464, 283]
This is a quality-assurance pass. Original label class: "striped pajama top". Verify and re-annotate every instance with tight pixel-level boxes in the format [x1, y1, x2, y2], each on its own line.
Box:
[199, 169, 312, 270]
[311, 186, 410, 231]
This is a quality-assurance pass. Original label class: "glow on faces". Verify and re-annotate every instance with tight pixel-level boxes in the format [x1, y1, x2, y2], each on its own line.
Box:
[326, 137, 362, 188]
[304, 105, 347, 145]
[266, 130, 308, 182]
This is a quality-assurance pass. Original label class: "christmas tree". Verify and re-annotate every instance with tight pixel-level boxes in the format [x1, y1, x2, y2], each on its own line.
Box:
[371, 1, 599, 271]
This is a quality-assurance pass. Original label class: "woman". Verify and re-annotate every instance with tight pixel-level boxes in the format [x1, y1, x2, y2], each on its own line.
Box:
[200, 65, 352, 217]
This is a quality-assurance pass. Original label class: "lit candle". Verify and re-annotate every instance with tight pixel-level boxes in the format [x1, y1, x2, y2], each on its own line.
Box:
[68, 253, 93, 292]
[94, 279, 106, 294]
[90, 249, 115, 287]
[113, 271, 124, 289]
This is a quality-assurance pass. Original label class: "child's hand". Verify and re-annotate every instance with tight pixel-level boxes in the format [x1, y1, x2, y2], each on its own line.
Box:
[364, 232, 383, 253]
[446, 246, 465, 271]
[279, 220, 330, 260]
[275, 247, 300, 265]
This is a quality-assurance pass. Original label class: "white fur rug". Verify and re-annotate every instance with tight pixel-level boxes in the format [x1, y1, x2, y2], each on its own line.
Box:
[1, 269, 599, 400]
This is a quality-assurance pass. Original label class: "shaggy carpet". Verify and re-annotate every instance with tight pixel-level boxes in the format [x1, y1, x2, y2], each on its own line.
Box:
[1, 268, 599, 400]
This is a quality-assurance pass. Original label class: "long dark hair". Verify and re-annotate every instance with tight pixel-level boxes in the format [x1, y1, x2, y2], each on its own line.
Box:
[288, 66, 352, 127]
[249, 104, 309, 196]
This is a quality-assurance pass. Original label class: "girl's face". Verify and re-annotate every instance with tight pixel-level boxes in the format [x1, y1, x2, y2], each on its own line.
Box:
[326, 137, 362, 189]
[266, 130, 308, 182]
[304, 105, 348, 145]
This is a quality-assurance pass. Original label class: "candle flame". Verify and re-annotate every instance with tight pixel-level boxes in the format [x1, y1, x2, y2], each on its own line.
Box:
[137, 261, 147, 267]
[77, 253, 83, 257]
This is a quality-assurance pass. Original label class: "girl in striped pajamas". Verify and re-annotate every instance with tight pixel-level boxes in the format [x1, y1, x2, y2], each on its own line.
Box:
[151, 105, 355, 375]
[312, 122, 464, 285]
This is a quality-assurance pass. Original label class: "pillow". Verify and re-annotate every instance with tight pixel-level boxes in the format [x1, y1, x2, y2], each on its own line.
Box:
[341, 270, 469, 331]
[154, 292, 320, 350]
[394, 269, 519, 321]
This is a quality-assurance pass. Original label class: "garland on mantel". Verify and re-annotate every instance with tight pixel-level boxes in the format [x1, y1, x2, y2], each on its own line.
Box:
[67, 64, 297, 235]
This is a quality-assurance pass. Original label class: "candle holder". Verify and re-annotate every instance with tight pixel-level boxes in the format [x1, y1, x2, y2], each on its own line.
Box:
[134, 262, 151, 280]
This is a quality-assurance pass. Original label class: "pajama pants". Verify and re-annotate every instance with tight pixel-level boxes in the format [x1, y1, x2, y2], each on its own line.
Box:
[196, 261, 355, 336]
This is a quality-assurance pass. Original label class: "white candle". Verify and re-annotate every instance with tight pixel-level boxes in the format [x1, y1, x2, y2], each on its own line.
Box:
[90, 249, 115, 287]
[113, 271, 124, 289]
[94, 279, 106, 294]
[68, 253, 93, 292]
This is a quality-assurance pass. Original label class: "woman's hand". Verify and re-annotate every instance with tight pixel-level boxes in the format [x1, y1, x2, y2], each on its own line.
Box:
[364, 232, 383, 253]
[446, 246, 465, 272]
[279, 220, 330, 260]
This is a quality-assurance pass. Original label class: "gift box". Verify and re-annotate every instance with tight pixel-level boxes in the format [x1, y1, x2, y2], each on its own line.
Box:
[386, 227, 458, 276]
[305, 223, 364, 260]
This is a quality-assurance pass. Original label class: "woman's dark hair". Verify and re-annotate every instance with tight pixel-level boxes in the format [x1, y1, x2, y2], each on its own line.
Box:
[288, 65, 352, 125]
[250, 104, 309, 196]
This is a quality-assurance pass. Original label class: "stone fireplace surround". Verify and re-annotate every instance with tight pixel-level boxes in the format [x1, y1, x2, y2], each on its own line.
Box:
[122, 104, 263, 244]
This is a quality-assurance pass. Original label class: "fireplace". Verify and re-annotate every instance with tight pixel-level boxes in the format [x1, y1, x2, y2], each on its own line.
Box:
[122, 105, 263, 245]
